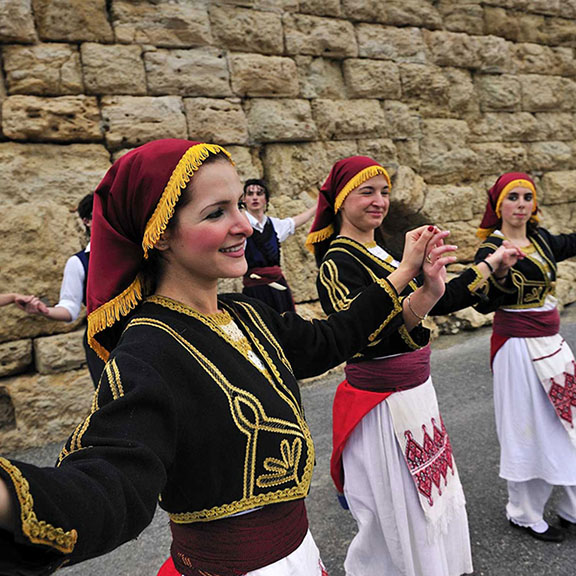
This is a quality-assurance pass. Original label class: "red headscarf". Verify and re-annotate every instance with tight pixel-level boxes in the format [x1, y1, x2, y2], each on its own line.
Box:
[305, 156, 391, 260]
[87, 139, 232, 361]
[477, 172, 539, 240]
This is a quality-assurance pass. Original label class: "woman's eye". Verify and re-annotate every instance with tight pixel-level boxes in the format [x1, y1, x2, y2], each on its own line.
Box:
[206, 208, 224, 220]
[525, 194, 533, 202]
[508, 194, 518, 201]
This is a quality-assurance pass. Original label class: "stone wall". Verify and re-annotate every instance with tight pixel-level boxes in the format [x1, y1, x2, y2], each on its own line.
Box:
[1, 0, 575, 450]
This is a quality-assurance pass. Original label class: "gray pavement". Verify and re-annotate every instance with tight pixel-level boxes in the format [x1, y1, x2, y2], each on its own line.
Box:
[7, 305, 576, 576]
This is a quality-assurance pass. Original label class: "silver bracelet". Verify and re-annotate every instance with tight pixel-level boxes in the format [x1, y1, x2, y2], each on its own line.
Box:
[406, 294, 427, 321]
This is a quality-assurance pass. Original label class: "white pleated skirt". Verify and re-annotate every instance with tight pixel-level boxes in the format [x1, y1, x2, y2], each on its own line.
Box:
[342, 395, 473, 576]
[493, 336, 576, 484]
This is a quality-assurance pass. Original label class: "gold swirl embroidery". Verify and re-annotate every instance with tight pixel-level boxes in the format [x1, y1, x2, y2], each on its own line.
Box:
[257, 438, 303, 488]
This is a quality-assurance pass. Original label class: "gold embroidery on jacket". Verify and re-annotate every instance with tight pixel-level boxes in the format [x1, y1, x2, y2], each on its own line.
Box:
[0, 458, 78, 553]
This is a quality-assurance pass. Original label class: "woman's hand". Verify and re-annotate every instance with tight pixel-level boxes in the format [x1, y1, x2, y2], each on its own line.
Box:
[422, 240, 458, 301]
[491, 241, 525, 280]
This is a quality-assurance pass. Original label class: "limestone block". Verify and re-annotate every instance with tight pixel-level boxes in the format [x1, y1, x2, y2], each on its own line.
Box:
[541, 171, 576, 205]
[323, 140, 359, 167]
[470, 143, 528, 175]
[484, 7, 545, 44]
[396, 140, 421, 170]
[526, 141, 573, 171]
[0, 0, 36, 43]
[520, 75, 575, 112]
[81, 43, 146, 96]
[0, 142, 110, 207]
[312, 99, 387, 140]
[0, 369, 93, 452]
[557, 261, 576, 307]
[0, 203, 86, 343]
[423, 30, 514, 73]
[513, 44, 576, 77]
[544, 17, 576, 47]
[357, 139, 398, 168]
[101, 96, 187, 150]
[436, 0, 484, 34]
[419, 119, 477, 183]
[534, 113, 575, 142]
[281, 228, 318, 302]
[230, 54, 299, 98]
[433, 307, 493, 335]
[3, 44, 83, 96]
[184, 98, 248, 145]
[218, 277, 244, 295]
[254, 0, 299, 11]
[468, 112, 539, 143]
[540, 203, 576, 236]
[356, 24, 427, 64]
[429, 220, 480, 262]
[295, 57, 346, 99]
[224, 145, 263, 182]
[475, 74, 522, 111]
[283, 14, 357, 58]
[262, 141, 328, 199]
[33, 0, 113, 42]
[145, 48, 232, 97]
[524, 0, 561, 17]
[246, 99, 317, 142]
[444, 68, 478, 115]
[0, 340, 33, 378]
[0, 68, 5, 134]
[2, 95, 102, 142]
[34, 330, 86, 374]
[343, 59, 401, 99]
[342, 0, 443, 28]
[382, 101, 422, 141]
[389, 165, 426, 216]
[421, 184, 477, 223]
[112, 0, 212, 47]
[299, 0, 341, 17]
[209, 6, 283, 54]
[399, 64, 449, 105]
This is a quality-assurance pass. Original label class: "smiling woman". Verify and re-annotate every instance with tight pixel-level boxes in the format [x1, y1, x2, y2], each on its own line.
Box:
[0, 139, 448, 576]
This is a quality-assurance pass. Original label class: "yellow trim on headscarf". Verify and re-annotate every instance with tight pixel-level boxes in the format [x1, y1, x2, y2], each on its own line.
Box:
[143, 143, 233, 257]
[88, 142, 233, 361]
[305, 223, 335, 251]
[333, 166, 391, 214]
[494, 179, 537, 219]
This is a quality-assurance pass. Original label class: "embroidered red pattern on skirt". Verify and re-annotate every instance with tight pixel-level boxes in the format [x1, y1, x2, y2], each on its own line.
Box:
[548, 360, 576, 427]
[404, 417, 455, 506]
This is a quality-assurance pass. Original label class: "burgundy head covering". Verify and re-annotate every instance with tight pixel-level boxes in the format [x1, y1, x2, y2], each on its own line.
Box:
[305, 156, 391, 260]
[477, 172, 539, 240]
[87, 139, 232, 361]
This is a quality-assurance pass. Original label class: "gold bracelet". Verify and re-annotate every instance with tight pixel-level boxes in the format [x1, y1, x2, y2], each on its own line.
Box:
[406, 294, 427, 321]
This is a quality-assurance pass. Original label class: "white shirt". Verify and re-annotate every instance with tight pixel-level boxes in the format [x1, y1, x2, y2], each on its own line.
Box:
[56, 243, 89, 322]
[246, 212, 295, 243]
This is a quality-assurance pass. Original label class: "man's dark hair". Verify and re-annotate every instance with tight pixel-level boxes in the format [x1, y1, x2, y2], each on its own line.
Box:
[243, 179, 270, 202]
[77, 193, 94, 220]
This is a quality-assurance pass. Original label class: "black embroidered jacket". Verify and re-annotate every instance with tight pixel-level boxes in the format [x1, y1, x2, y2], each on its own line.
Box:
[474, 228, 576, 311]
[317, 237, 505, 361]
[0, 282, 404, 574]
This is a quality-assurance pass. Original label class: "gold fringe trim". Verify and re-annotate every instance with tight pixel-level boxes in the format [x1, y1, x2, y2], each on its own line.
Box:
[334, 165, 391, 214]
[142, 143, 232, 257]
[305, 223, 335, 251]
[87, 275, 144, 361]
[87, 143, 232, 361]
[0, 457, 78, 554]
[476, 226, 494, 240]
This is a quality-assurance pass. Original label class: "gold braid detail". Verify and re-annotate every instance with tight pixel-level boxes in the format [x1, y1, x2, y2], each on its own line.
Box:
[0, 458, 78, 553]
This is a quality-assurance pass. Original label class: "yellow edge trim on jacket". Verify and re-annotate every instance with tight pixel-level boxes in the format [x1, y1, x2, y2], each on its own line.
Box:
[87, 143, 232, 361]
[0, 457, 78, 554]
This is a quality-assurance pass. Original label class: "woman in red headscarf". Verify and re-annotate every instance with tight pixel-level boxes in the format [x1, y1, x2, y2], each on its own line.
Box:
[0, 140, 448, 576]
[475, 172, 576, 543]
[307, 156, 522, 576]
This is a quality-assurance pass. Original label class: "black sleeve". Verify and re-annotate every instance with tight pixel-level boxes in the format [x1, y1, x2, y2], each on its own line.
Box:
[0, 351, 178, 572]
[266, 280, 405, 379]
[538, 228, 576, 263]
[429, 266, 487, 315]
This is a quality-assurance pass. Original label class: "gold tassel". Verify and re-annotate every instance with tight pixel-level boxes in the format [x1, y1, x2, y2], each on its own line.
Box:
[305, 224, 335, 251]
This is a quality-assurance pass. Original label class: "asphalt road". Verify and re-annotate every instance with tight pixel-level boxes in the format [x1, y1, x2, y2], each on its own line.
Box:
[6, 305, 576, 576]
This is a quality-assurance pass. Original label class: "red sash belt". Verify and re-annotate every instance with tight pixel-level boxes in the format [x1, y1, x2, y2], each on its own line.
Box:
[170, 500, 308, 576]
[331, 346, 431, 494]
[490, 307, 561, 367]
[345, 345, 431, 392]
[242, 265, 284, 287]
